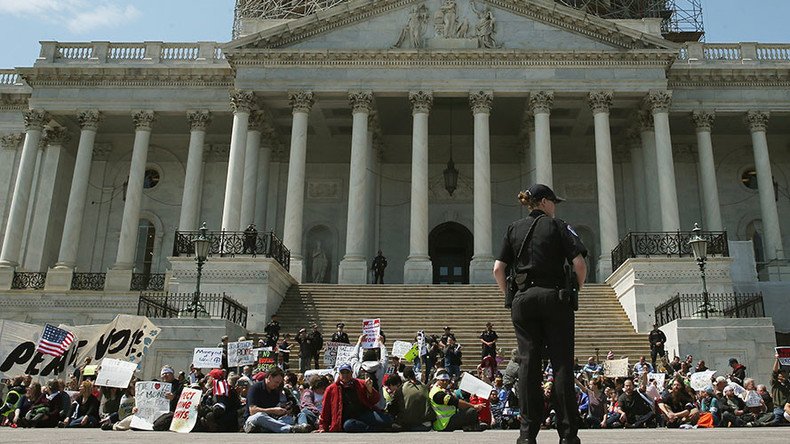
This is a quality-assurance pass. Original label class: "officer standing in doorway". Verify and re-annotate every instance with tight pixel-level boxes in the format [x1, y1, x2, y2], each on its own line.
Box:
[493, 184, 587, 444]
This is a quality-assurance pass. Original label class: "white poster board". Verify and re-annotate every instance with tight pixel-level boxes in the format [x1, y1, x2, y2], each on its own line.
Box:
[776, 347, 790, 368]
[95, 358, 138, 388]
[334, 345, 357, 367]
[361, 319, 380, 349]
[690, 370, 717, 391]
[459, 372, 494, 398]
[170, 388, 202, 433]
[603, 358, 629, 378]
[323, 342, 344, 368]
[743, 390, 762, 408]
[647, 372, 666, 389]
[391, 341, 414, 359]
[129, 381, 171, 430]
[192, 347, 223, 369]
[228, 341, 255, 367]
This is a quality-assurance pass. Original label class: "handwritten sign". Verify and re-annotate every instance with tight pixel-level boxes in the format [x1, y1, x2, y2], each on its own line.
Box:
[603, 358, 629, 378]
[228, 341, 254, 367]
[690, 370, 717, 391]
[170, 388, 201, 433]
[95, 358, 137, 388]
[255, 349, 276, 374]
[361, 319, 380, 349]
[83, 365, 98, 376]
[777, 347, 790, 367]
[192, 347, 223, 369]
[323, 342, 344, 368]
[334, 345, 357, 367]
[129, 381, 171, 430]
[459, 372, 494, 398]
[647, 372, 666, 389]
[392, 341, 414, 359]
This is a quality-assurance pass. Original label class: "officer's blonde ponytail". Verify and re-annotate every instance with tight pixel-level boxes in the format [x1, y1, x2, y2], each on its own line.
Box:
[518, 191, 540, 210]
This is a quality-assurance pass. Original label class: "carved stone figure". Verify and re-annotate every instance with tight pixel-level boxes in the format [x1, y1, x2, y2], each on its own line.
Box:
[311, 241, 329, 283]
[471, 0, 499, 48]
[436, 0, 468, 38]
[394, 4, 430, 48]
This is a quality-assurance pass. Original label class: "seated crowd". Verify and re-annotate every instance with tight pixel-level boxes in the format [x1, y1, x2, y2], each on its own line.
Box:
[1, 323, 789, 434]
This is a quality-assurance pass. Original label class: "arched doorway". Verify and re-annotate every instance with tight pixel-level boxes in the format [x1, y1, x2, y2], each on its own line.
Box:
[429, 222, 473, 285]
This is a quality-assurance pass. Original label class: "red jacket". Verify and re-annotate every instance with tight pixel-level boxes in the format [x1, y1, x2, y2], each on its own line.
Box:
[319, 378, 380, 432]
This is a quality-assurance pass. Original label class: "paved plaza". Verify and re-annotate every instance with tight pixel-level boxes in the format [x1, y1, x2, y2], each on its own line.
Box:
[1, 428, 789, 444]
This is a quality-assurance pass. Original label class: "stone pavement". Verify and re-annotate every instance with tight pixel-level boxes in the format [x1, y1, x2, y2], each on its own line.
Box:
[1, 428, 789, 444]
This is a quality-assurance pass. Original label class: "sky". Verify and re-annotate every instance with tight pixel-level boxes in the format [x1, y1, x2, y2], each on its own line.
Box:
[0, 0, 789, 68]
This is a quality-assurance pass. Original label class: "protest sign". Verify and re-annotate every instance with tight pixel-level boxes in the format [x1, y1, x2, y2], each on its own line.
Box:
[334, 345, 357, 367]
[95, 358, 137, 388]
[361, 319, 380, 349]
[83, 365, 98, 377]
[69, 315, 161, 368]
[255, 349, 276, 373]
[228, 341, 254, 367]
[603, 358, 629, 378]
[403, 343, 419, 362]
[690, 370, 717, 391]
[130, 381, 171, 430]
[744, 390, 763, 408]
[170, 388, 202, 433]
[192, 347, 223, 369]
[777, 347, 790, 367]
[391, 341, 414, 359]
[323, 342, 344, 368]
[305, 369, 334, 379]
[647, 372, 666, 389]
[459, 372, 494, 398]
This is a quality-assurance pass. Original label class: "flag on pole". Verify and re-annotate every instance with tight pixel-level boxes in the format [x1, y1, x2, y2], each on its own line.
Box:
[36, 324, 75, 357]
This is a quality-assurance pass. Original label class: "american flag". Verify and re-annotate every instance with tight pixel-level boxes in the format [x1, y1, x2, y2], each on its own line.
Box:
[213, 379, 229, 397]
[36, 324, 75, 357]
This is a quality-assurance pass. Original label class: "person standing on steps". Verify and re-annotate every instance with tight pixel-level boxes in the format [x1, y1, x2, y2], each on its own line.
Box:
[331, 322, 350, 344]
[372, 250, 388, 284]
[493, 184, 587, 444]
[648, 323, 667, 370]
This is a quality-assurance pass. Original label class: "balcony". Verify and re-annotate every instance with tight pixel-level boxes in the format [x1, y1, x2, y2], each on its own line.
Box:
[678, 42, 790, 63]
[35, 41, 228, 66]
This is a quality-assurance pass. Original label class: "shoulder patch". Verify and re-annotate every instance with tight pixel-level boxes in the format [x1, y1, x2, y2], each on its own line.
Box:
[567, 225, 579, 238]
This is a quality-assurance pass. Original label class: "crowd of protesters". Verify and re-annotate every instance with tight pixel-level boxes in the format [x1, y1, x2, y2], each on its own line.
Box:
[1, 320, 789, 434]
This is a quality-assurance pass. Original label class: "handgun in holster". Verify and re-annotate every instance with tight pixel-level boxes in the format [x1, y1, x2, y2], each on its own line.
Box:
[559, 264, 579, 312]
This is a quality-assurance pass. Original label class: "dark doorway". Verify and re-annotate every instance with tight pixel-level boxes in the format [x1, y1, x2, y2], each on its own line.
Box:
[429, 222, 473, 285]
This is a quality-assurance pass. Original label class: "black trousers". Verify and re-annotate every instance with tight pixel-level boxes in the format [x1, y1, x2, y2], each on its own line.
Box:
[373, 270, 384, 284]
[511, 286, 577, 442]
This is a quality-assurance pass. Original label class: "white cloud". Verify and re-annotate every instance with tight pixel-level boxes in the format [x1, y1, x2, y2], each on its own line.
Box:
[0, 0, 140, 34]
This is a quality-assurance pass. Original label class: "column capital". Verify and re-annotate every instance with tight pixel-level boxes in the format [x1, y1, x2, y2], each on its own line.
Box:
[0, 132, 24, 149]
[529, 91, 554, 114]
[23, 109, 49, 131]
[469, 90, 493, 114]
[44, 126, 70, 146]
[690, 110, 715, 131]
[247, 110, 267, 131]
[645, 90, 672, 114]
[348, 91, 374, 114]
[289, 90, 315, 114]
[132, 110, 156, 131]
[588, 90, 613, 114]
[637, 109, 654, 132]
[230, 90, 256, 114]
[187, 110, 212, 131]
[409, 90, 433, 114]
[77, 110, 103, 131]
[745, 110, 770, 132]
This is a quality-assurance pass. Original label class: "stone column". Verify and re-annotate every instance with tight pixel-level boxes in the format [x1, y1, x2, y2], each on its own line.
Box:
[469, 91, 495, 283]
[221, 90, 255, 232]
[404, 91, 433, 284]
[339, 91, 374, 284]
[254, 130, 273, 229]
[178, 110, 211, 231]
[691, 111, 723, 232]
[240, 110, 264, 229]
[283, 91, 315, 282]
[646, 90, 680, 231]
[0, 133, 24, 247]
[638, 110, 661, 231]
[589, 91, 618, 279]
[525, 112, 537, 185]
[530, 91, 554, 187]
[111, 111, 155, 275]
[627, 129, 648, 231]
[746, 111, 784, 260]
[0, 110, 48, 269]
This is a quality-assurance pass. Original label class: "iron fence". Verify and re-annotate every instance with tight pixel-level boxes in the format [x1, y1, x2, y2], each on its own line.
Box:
[11, 272, 46, 290]
[172, 230, 290, 271]
[137, 292, 248, 328]
[612, 231, 728, 272]
[654, 292, 764, 326]
[70, 272, 106, 291]
[130, 273, 166, 291]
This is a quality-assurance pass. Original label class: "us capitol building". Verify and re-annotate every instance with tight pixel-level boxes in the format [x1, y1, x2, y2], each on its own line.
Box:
[0, 0, 788, 377]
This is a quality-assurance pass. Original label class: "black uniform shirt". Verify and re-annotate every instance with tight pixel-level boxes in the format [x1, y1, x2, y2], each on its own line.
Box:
[497, 210, 587, 285]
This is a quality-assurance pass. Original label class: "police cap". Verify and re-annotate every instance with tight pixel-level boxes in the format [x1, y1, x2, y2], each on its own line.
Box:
[527, 183, 565, 203]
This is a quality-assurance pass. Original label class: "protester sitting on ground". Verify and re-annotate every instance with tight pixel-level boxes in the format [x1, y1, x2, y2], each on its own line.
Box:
[582, 357, 602, 378]
[729, 358, 747, 385]
[477, 355, 497, 384]
[18, 382, 48, 428]
[668, 356, 682, 373]
[103, 379, 135, 430]
[298, 375, 328, 429]
[428, 369, 483, 432]
[576, 376, 604, 429]
[718, 385, 747, 427]
[383, 374, 402, 408]
[502, 349, 519, 393]
[38, 379, 69, 428]
[243, 367, 307, 433]
[63, 381, 100, 428]
[468, 391, 492, 430]
[601, 386, 622, 428]
[201, 369, 241, 432]
[698, 387, 721, 426]
[658, 379, 699, 428]
[387, 367, 434, 431]
[99, 386, 121, 428]
[350, 334, 389, 410]
[633, 356, 654, 375]
[695, 360, 709, 373]
[318, 363, 391, 433]
[616, 379, 655, 428]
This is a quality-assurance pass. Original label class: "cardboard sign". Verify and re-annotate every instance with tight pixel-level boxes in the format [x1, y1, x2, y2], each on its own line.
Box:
[170, 388, 202, 433]
[323, 342, 344, 368]
[192, 347, 223, 369]
[459, 372, 494, 398]
[647, 372, 666, 389]
[743, 390, 763, 408]
[361, 319, 380, 349]
[391, 341, 414, 359]
[228, 341, 255, 367]
[690, 370, 717, 391]
[334, 345, 357, 367]
[83, 365, 98, 376]
[129, 381, 171, 430]
[403, 343, 419, 362]
[603, 358, 629, 377]
[255, 349, 276, 374]
[95, 358, 137, 388]
[777, 347, 790, 367]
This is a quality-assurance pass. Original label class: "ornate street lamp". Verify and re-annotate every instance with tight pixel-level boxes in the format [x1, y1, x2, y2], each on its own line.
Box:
[688, 223, 711, 318]
[188, 222, 211, 318]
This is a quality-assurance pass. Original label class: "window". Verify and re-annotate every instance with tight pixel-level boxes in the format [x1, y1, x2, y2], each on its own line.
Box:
[143, 169, 160, 189]
[134, 220, 155, 275]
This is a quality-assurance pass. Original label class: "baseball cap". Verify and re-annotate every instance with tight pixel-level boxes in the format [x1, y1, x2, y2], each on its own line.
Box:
[435, 372, 451, 381]
[527, 184, 564, 203]
[338, 363, 353, 373]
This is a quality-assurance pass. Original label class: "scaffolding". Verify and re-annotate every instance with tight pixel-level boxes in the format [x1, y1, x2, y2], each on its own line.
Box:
[233, 0, 348, 38]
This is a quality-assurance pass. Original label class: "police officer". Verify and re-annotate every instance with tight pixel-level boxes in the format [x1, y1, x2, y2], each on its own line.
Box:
[331, 322, 349, 344]
[493, 184, 587, 444]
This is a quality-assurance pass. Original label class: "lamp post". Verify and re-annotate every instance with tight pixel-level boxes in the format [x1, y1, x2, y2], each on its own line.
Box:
[688, 223, 711, 318]
[189, 222, 211, 318]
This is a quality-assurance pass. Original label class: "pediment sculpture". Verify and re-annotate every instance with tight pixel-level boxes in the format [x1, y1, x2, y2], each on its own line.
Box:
[393, 0, 500, 49]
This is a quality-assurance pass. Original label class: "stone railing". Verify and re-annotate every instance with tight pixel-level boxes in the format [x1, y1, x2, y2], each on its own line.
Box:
[0, 69, 21, 85]
[611, 231, 729, 273]
[678, 42, 790, 63]
[37, 41, 227, 65]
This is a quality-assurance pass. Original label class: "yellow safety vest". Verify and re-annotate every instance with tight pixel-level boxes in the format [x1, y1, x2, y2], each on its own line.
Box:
[429, 384, 456, 431]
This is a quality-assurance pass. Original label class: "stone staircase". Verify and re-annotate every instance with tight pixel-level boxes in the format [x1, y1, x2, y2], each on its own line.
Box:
[266, 284, 648, 368]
